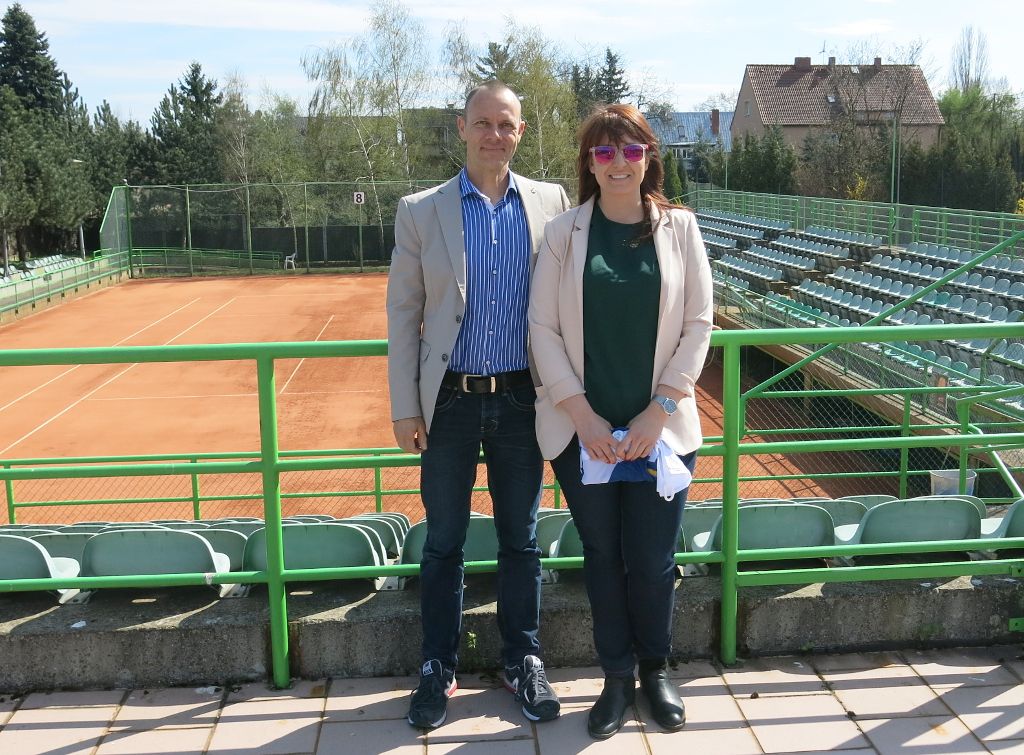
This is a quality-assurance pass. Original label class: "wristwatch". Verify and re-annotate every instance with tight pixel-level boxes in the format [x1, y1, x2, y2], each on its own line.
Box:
[652, 394, 678, 416]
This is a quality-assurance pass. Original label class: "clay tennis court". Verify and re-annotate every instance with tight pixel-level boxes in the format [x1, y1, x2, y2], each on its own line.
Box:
[0, 274, 837, 525]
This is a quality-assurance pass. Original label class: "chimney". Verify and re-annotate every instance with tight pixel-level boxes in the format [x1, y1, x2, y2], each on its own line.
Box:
[873, 56, 882, 70]
[828, 56, 836, 67]
[710, 108, 720, 136]
[794, 56, 812, 71]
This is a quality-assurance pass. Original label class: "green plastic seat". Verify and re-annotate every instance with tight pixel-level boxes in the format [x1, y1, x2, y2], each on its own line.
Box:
[814, 499, 867, 527]
[31, 532, 96, 563]
[682, 505, 723, 552]
[0, 535, 80, 603]
[354, 512, 410, 537]
[207, 521, 265, 537]
[338, 522, 388, 564]
[981, 498, 1024, 539]
[346, 515, 403, 556]
[837, 494, 897, 509]
[536, 511, 572, 557]
[58, 524, 109, 533]
[550, 518, 583, 558]
[243, 523, 381, 571]
[192, 529, 248, 571]
[691, 504, 836, 552]
[82, 529, 230, 577]
[290, 514, 337, 522]
[834, 498, 981, 548]
[0, 527, 60, 537]
[909, 495, 987, 519]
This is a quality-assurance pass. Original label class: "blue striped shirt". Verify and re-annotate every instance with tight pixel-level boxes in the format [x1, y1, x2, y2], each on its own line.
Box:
[449, 169, 531, 375]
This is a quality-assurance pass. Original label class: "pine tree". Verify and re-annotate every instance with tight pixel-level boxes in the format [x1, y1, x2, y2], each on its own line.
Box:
[150, 62, 224, 184]
[663, 150, 683, 200]
[0, 3, 63, 114]
[595, 48, 630, 104]
[474, 42, 517, 85]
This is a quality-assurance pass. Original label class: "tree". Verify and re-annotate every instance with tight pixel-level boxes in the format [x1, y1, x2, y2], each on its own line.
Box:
[663, 150, 683, 200]
[0, 3, 62, 114]
[694, 90, 739, 112]
[949, 26, 990, 92]
[150, 62, 224, 185]
[0, 87, 36, 272]
[595, 48, 630, 104]
[474, 42, 516, 83]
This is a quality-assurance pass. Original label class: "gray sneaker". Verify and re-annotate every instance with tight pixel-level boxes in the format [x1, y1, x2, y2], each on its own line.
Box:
[407, 659, 457, 729]
[503, 655, 560, 721]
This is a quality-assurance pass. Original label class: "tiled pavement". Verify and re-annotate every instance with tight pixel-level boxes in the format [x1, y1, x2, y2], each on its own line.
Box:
[3, 647, 1024, 754]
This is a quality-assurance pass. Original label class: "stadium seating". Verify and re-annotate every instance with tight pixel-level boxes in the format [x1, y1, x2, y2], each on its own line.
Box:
[0, 534, 81, 603]
[687, 504, 836, 554]
[243, 522, 381, 573]
[31, 532, 95, 563]
[82, 529, 231, 579]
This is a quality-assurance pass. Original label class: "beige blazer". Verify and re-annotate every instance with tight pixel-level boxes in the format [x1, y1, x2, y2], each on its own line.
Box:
[528, 197, 714, 460]
[386, 172, 572, 429]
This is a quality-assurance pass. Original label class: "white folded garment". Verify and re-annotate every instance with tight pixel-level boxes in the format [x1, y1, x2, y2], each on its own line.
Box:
[579, 430, 692, 500]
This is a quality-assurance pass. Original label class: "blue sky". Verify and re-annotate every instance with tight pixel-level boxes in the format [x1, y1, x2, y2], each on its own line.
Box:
[13, 0, 1023, 124]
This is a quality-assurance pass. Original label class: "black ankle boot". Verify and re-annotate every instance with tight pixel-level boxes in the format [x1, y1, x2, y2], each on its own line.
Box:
[639, 663, 686, 731]
[587, 675, 636, 740]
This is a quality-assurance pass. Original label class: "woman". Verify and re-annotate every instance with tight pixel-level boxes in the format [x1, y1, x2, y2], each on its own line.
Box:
[529, 104, 713, 739]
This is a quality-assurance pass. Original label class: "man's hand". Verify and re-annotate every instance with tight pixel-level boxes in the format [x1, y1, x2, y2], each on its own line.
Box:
[393, 417, 428, 453]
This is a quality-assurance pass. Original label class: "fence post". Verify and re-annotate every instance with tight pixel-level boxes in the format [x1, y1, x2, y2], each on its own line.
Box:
[245, 184, 254, 275]
[190, 457, 202, 520]
[4, 465, 15, 524]
[899, 395, 911, 499]
[185, 186, 194, 277]
[719, 342, 741, 665]
[303, 183, 310, 272]
[125, 186, 136, 277]
[257, 356, 290, 688]
[373, 454, 383, 513]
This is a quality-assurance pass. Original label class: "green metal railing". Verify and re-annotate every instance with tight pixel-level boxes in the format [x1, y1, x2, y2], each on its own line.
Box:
[688, 188, 1024, 255]
[3, 322, 1024, 684]
[0, 253, 130, 319]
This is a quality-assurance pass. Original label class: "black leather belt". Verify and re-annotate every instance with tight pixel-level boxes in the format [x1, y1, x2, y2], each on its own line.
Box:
[442, 369, 532, 394]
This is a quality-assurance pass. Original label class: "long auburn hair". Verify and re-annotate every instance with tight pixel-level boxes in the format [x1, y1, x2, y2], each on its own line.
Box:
[576, 104, 681, 230]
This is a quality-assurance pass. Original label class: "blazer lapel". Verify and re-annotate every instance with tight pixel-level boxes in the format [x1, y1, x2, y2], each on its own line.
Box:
[434, 175, 467, 300]
[516, 174, 546, 259]
[571, 199, 595, 324]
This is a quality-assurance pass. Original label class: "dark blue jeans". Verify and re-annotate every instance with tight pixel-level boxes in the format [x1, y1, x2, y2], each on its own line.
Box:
[551, 439, 696, 677]
[419, 382, 543, 669]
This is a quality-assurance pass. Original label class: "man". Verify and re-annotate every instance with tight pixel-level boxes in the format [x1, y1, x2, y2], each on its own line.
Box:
[386, 80, 571, 730]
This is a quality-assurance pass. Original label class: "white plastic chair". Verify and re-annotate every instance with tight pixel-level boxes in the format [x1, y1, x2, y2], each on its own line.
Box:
[284, 252, 298, 270]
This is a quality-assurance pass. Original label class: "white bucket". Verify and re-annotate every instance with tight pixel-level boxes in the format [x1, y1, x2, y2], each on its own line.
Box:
[929, 469, 977, 496]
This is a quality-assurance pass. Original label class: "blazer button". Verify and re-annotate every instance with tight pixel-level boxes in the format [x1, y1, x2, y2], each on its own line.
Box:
[441, 353, 449, 362]
[455, 314, 462, 323]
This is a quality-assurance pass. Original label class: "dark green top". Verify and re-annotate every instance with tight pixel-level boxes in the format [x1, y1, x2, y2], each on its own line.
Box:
[582, 201, 661, 428]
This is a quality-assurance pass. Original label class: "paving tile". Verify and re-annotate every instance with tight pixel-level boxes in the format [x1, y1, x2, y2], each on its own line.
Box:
[723, 657, 828, 698]
[227, 678, 328, 702]
[811, 651, 905, 673]
[903, 647, 1020, 688]
[96, 726, 213, 754]
[111, 686, 223, 730]
[0, 694, 18, 726]
[19, 689, 125, 709]
[207, 696, 323, 754]
[736, 693, 869, 753]
[646, 725, 764, 755]
[0, 706, 118, 755]
[535, 703, 648, 754]
[666, 658, 721, 679]
[940, 684, 1024, 741]
[824, 665, 950, 719]
[637, 675, 743, 731]
[857, 715, 987, 754]
[324, 675, 416, 722]
[427, 738, 539, 754]
[986, 741, 1024, 753]
[421, 687, 533, 744]
[544, 666, 605, 706]
[316, 719, 424, 754]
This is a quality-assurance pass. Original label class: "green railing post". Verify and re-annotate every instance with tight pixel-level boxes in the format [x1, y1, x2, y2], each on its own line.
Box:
[373, 453, 383, 513]
[256, 356, 290, 688]
[190, 456, 202, 520]
[720, 342, 741, 665]
[4, 464, 15, 524]
[185, 186, 194, 277]
[899, 395, 911, 499]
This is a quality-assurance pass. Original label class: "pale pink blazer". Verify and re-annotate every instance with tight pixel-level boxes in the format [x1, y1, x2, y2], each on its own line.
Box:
[528, 197, 714, 460]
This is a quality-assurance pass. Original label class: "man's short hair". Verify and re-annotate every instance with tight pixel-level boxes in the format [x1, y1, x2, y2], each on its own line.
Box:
[464, 80, 519, 114]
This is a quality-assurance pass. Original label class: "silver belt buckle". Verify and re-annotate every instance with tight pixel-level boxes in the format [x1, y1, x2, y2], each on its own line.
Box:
[460, 373, 495, 392]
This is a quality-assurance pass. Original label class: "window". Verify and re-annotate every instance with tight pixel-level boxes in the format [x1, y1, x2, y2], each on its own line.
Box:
[745, 100, 751, 117]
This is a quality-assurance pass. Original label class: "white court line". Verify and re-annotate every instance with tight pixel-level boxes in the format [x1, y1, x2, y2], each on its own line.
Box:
[279, 315, 335, 395]
[0, 298, 236, 456]
[90, 388, 380, 401]
[0, 297, 202, 415]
